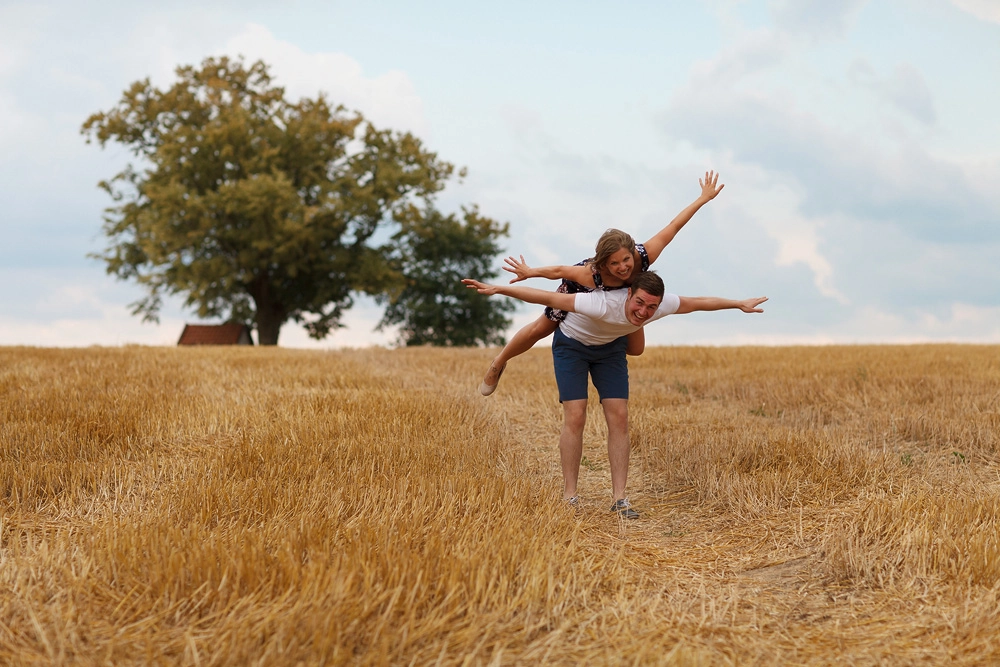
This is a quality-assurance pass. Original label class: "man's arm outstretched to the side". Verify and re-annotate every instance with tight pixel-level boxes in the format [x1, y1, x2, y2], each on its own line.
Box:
[677, 296, 768, 314]
[462, 279, 577, 312]
[463, 278, 768, 319]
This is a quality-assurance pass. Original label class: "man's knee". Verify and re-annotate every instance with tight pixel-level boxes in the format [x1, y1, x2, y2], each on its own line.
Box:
[562, 400, 588, 431]
[602, 398, 629, 427]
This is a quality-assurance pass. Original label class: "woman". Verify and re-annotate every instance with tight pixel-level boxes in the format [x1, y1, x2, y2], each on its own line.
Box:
[479, 170, 724, 396]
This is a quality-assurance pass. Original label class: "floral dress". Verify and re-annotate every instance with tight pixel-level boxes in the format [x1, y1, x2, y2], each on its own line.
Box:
[544, 244, 649, 322]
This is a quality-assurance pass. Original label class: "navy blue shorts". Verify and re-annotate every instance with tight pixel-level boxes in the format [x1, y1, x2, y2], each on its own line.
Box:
[551, 327, 629, 402]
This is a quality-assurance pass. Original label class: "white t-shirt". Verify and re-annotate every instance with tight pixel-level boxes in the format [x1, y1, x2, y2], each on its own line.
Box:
[560, 290, 681, 346]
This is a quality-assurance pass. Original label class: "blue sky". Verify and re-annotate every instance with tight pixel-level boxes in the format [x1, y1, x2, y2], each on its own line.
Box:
[1, 0, 998, 347]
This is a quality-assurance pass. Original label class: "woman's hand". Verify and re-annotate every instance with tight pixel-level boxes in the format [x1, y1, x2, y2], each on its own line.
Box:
[502, 255, 534, 283]
[698, 170, 724, 202]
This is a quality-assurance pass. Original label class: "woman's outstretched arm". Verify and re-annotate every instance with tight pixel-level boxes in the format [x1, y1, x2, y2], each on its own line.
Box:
[642, 171, 725, 266]
[502, 255, 595, 287]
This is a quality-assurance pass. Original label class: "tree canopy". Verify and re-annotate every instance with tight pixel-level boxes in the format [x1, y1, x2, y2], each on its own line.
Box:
[379, 205, 515, 346]
[82, 56, 509, 346]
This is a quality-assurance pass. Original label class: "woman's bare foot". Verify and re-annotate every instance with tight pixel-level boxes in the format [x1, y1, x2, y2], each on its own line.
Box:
[479, 361, 507, 396]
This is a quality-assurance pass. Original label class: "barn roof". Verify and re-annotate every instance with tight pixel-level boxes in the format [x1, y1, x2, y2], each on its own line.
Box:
[177, 323, 254, 346]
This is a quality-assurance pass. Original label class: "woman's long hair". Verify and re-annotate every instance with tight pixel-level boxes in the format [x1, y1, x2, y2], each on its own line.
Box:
[589, 229, 635, 272]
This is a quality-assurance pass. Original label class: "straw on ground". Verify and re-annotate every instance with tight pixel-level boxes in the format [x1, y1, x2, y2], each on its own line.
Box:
[1, 344, 998, 664]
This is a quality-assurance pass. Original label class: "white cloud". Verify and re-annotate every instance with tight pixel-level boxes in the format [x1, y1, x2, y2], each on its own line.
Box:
[0, 318, 173, 347]
[949, 0, 1000, 24]
[661, 70, 995, 243]
[279, 296, 400, 349]
[110, 7, 246, 92]
[846, 302, 1000, 343]
[0, 41, 21, 78]
[0, 5, 51, 150]
[768, 0, 868, 40]
[690, 28, 789, 85]
[498, 104, 545, 136]
[0, 303, 185, 348]
[0, 3, 48, 78]
[0, 93, 42, 151]
[705, 165, 850, 305]
[35, 284, 109, 317]
[652, 13, 1000, 324]
[3, 1, 998, 351]
[221, 24, 428, 137]
[632, 300, 1000, 347]
[0, 270, 400, 348]
[849, 59, 937, 126]
[768, 218, 848, 305]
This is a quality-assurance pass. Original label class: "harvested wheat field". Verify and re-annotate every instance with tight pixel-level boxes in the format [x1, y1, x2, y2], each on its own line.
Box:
[2, 344, 999, 665]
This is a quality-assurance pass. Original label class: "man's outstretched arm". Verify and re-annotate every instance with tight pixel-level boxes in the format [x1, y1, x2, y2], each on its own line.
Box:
[462, 278, 578, 312]
[676, 296, 768, 315]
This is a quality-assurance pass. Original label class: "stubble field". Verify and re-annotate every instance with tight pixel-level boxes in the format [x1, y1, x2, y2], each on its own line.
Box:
[1, 343, 999, 665]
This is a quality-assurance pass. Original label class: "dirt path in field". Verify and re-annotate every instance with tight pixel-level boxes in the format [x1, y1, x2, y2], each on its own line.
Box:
[468, 351, 970, 661]
[505, 418, 938, 657]
[374, 346, 999, 661]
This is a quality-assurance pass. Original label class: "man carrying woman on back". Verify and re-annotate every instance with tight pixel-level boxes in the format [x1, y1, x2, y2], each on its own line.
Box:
[479, 170, 725, 396]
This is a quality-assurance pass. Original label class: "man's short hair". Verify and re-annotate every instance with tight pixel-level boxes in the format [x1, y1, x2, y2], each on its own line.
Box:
[629, 271, 664, 298]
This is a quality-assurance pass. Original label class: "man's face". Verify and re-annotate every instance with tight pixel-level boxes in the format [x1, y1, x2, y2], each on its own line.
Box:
[625, 289, 662, 326]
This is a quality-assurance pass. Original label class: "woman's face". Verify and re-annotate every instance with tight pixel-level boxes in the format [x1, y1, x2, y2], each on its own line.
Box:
[604, 247, 634, 282]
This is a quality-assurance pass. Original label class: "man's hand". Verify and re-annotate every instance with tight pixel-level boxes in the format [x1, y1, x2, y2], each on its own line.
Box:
[738, 296, 768, 313]
[698, 170, 724, 202]
[502, 255, 532, 284]
[462, 278, 501, 295]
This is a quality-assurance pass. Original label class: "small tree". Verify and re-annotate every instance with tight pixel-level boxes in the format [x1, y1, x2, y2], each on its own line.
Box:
[82, 56, 466, 345]
[378, 205, 515, 346]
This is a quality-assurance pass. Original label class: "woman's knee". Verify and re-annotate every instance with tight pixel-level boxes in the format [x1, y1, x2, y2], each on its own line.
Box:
[529, 316, 558, 338]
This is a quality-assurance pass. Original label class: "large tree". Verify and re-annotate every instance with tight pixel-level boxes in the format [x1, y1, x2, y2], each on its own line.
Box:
[378, 205, 515, 346]
[82, 56, 473, 345]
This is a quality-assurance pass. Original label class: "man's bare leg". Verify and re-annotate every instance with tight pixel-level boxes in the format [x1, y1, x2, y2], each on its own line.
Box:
[480, 315, 558, 395]
[559, 399, 588, 500]
[602, 398, 630, 501]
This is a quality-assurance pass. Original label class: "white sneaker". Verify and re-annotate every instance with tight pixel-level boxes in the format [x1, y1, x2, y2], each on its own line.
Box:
[610, 498, 639, 520]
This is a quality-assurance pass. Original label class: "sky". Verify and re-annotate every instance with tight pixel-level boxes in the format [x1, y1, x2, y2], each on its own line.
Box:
[1, 0, 998, 348]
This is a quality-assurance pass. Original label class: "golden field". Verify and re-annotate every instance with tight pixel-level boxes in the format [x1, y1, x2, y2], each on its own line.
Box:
[1, 343, 999, 665]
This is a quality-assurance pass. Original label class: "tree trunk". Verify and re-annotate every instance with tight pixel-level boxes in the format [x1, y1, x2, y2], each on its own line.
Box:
[256, 309, 283, 345]
[252, 274, 285, 346]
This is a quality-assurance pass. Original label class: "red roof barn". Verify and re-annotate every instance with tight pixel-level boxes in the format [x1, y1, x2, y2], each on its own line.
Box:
[177, 323, 254, 346]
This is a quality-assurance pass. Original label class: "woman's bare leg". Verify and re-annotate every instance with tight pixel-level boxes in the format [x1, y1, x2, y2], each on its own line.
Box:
[480, 314, 558, 395]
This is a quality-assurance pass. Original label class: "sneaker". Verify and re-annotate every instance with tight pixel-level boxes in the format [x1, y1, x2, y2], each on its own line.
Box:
[479, 362, 506, 396]
[610, 498, 639, 520]
[565, 495, 579, 507]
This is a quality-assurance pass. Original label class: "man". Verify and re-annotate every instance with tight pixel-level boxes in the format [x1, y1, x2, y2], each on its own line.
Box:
[463, 271, 766, 519]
